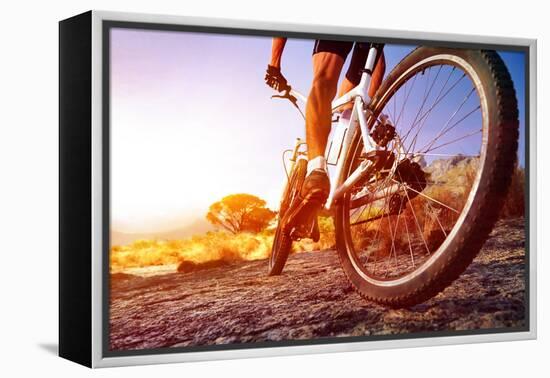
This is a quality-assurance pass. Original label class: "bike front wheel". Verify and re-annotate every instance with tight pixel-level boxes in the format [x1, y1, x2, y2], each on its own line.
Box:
[335, 48, 519, 307]
[268, 158, 307, 275]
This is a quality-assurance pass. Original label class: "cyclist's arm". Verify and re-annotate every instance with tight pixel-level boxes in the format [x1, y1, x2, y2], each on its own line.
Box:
[270, 37, 287, 68]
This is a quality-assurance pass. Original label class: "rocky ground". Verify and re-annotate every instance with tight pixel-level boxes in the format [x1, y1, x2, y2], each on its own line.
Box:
[109, 217, 527, 351]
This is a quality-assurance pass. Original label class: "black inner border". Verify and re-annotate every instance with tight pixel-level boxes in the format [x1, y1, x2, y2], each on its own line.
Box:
[102, 19, 531, 359]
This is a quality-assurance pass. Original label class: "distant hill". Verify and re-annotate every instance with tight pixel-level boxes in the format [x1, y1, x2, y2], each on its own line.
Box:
[111, 217, 214, 246]
[424, 154, 478, 183]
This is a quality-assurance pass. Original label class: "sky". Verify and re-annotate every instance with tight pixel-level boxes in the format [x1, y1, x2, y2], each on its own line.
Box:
[110, 28, 526, 233]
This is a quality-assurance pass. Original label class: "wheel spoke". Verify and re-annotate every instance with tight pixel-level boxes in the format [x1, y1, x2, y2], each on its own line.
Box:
[423, 129, 482, 154]
[420, 105, 481, 153]
[402, 187, 431, 255]
[406, 67, 457, 153]
[420, 87, 476, 152]
[396, 152, 479, 158]
[403, 66, 440, 133]
[403, 214, 416, 268]
[384, 188, 407, 277]
[372, 178, 396, 274]
[392, 179, 460, 214]
[394, 72, 420, 128]
[402, 72, 467, 151]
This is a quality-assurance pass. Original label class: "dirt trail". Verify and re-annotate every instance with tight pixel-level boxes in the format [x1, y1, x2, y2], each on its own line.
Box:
[109, 218, 526, 351]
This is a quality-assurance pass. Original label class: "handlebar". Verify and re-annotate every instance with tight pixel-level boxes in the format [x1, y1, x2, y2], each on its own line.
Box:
[270, 86, 308, 120]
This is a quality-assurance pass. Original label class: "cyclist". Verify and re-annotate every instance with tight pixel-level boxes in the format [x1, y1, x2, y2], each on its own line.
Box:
[265, 38, 386, 234]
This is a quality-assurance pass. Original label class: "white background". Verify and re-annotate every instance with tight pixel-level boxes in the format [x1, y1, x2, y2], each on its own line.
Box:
[0, 0, 546, 376]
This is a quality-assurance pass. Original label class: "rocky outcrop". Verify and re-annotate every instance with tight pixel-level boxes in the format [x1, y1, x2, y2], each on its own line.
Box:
[424, 154, 478, 183]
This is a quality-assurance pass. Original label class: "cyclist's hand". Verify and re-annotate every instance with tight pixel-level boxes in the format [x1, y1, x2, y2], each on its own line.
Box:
[265, 65, 290, 92]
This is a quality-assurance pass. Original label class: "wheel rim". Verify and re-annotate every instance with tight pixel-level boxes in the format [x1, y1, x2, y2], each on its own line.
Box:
[270, 160, 305, 271]
[270, 226, 282, 269]
[343, 54, 489, 286]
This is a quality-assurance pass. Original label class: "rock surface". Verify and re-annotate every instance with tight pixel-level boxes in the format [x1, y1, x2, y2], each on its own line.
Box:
[109, 218, 526, 351]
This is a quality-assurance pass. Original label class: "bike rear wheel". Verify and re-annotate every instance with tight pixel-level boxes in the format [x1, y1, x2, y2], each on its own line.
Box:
[269, 158, 307, 275]
[335, 48, 519, 307]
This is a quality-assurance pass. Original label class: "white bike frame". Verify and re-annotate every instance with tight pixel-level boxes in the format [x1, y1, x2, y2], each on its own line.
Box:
[286, 45, 384, 210]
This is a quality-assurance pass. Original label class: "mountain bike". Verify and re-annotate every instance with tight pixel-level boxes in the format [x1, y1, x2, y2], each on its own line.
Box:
[268, 44, 519, 308]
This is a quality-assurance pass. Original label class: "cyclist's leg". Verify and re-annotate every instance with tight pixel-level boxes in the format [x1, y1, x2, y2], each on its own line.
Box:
[306, 41, 352, 160]
[306, 52, 344, 159]
[337, 45, 386, 111]
[370, 50, 386, 97]
[282, 42, 351, 235]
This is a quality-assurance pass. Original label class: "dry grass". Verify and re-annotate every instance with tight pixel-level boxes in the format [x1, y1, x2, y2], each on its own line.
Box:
[500, 164, 525, 219]
[110, 231, 274, 272]
[110, 220, 337, 272]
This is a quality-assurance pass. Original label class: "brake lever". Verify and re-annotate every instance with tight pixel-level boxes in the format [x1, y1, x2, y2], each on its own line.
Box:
[270, 86, 304, 120]
[271, 88, 298, 107]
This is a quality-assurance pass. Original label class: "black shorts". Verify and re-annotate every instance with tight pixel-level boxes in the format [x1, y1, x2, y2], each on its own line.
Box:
[312, 40, 371, 85]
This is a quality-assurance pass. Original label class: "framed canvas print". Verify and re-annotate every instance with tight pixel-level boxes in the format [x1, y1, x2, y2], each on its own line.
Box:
[59, 10, 537, 368]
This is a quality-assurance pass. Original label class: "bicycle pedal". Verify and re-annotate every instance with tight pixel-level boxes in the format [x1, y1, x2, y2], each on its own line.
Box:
[287, 210, 316, 240]
[289, 217, 320, 242]
[284, 192, 324, 241]
[289, 226, 306, 241]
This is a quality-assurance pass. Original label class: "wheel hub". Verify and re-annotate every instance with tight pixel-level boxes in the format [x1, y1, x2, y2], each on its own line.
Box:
[394, 158, 427, 194]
